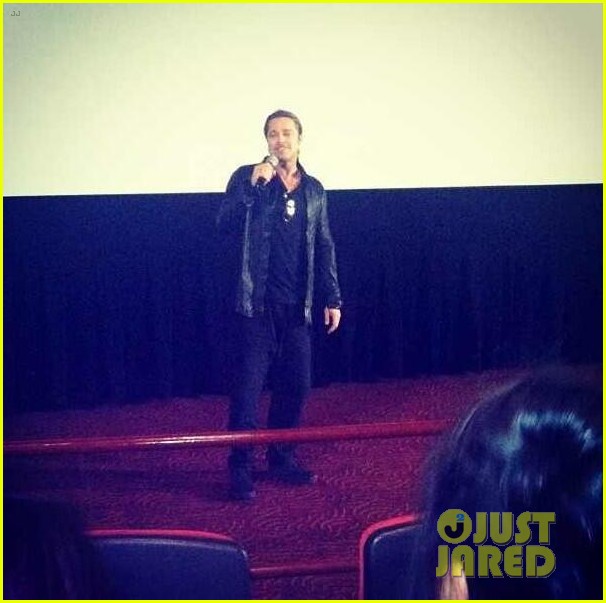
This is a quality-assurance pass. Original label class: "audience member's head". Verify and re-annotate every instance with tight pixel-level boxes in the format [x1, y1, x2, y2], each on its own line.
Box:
[409, 370, 602, 599]
[4, 496, 103, 599]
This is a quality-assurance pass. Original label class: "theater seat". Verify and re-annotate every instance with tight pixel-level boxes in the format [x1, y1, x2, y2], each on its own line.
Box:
[88, 528, 251, 600]
[358, 514, 419, 600]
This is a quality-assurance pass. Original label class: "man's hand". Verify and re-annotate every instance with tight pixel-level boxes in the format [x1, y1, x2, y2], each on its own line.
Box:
[324, 307, 341, 334]
[251, 161, 276, 187]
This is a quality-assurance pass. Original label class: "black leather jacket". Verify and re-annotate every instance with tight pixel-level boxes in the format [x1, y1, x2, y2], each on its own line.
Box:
[217, 162, 342, 324]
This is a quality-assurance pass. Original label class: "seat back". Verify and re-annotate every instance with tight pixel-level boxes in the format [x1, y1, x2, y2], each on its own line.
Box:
[359, 514, 419, 600]
[88, 528, 251, 600]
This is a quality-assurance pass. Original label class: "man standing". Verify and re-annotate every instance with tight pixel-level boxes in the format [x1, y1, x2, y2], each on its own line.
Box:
[217, 109, 342, 501]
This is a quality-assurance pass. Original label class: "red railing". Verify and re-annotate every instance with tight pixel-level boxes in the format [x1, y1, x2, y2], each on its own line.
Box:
[4, 419, 451, 456]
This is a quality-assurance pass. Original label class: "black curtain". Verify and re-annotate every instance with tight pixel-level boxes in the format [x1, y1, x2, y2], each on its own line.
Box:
[4, 184, 601, 412]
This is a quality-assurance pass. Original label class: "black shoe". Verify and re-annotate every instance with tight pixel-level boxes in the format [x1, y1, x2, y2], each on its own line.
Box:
[229, 467, 256, 501]
[268, 461, 318, 485]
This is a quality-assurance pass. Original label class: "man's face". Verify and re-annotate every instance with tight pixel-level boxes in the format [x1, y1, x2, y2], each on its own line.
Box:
[266, 117, 301, 163]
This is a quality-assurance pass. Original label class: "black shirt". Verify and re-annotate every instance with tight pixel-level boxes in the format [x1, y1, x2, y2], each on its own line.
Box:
[266, 177, 307, 305]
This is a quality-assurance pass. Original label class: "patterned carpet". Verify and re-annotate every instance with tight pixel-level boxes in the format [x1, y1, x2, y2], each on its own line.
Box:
[5, 367, 598, 599]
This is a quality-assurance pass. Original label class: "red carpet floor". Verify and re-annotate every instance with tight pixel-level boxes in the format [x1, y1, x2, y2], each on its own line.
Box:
[5, 367, 599, 599]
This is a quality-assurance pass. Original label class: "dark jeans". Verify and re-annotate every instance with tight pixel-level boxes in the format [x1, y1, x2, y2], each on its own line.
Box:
[228, 303, 311, 469]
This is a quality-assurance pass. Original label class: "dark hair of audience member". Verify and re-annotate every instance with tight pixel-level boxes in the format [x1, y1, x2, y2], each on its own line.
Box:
[407, 370, 602, 599]
[4, 496, 104, 599]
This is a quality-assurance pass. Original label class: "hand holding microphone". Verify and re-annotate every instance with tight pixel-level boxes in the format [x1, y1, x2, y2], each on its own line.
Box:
[251, 155, 279, 189]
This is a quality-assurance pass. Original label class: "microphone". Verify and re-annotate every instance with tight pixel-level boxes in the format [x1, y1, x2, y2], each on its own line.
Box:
[255, 154, 279, 188]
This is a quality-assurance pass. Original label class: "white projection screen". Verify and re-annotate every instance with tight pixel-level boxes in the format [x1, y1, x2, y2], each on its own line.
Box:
[4, 2, 602, 196]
